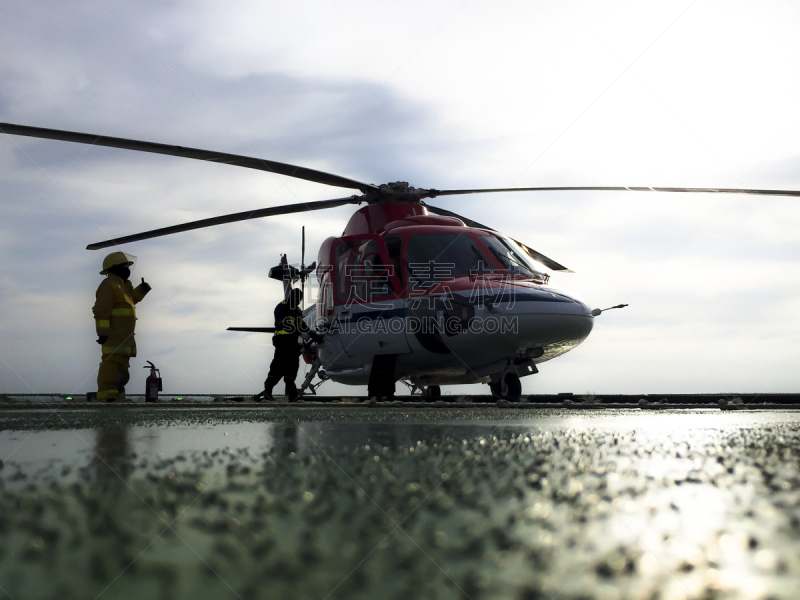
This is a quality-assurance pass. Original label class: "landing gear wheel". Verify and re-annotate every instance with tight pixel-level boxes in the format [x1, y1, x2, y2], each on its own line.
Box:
[489, 373, 522, 401]
[422, 385, 441, 400]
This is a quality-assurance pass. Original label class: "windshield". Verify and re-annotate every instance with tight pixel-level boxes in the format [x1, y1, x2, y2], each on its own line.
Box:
[479, 235, 550, 283]
[406, 233, 492, 286]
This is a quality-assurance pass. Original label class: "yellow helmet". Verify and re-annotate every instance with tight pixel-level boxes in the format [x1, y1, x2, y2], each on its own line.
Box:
[100, 252, 136, 274]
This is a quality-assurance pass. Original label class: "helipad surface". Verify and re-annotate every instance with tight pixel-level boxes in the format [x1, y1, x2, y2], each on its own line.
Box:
[1, 406, 799, 600]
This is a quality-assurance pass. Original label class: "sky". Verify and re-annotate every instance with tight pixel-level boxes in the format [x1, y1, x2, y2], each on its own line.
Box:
[1, 0, 799, 397]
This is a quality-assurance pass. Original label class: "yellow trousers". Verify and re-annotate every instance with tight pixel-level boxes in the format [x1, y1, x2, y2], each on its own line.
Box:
[97, 354, 130, 401]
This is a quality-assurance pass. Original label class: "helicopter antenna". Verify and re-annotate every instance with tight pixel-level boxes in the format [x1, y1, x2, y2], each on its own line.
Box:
[301, 226, 305, 310]
[590, 304, 629, 316]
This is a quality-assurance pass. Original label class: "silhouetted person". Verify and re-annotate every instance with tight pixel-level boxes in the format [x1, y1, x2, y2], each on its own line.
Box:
[257, 288, 318, 402]
[93, 252, 150, 402]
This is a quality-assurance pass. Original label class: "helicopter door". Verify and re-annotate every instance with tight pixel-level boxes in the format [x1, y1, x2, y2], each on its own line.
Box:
[331, 235, 409, 357]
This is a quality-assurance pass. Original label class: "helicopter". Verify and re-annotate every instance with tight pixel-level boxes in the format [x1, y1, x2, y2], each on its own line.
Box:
[3, 122, 800, 400]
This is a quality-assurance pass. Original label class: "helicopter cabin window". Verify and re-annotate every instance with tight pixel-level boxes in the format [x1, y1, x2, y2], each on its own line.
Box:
[406, 233, 491, 287]
[317, 270, 334, 316]
[324, 277, 334, 313]
[478, 235, 550, 283]
[334, 238, 395, 305]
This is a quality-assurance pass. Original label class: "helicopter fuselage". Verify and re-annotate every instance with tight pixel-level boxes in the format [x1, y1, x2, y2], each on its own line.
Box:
[308, 202, 594, 389]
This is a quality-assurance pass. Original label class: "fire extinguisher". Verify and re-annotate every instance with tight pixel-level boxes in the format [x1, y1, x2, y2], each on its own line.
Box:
[144, 361, 162, 403]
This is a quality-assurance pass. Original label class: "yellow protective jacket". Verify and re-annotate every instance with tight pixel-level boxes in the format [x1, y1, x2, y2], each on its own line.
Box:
[93, 274, 149, 356]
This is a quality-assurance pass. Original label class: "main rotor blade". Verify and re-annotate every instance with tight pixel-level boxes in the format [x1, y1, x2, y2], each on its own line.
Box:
[0, 122, 378, 194]
[424, 186, 800, 198]
[424, 204, 571, 272]
[227, 327, 275, 333]
[87, 196, 363, 250]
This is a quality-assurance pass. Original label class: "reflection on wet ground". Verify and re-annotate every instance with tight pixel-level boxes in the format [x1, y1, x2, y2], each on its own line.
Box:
[1, 407, 799, 600]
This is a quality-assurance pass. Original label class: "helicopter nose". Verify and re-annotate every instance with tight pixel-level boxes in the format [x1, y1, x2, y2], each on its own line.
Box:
[476, 285, 595, 355]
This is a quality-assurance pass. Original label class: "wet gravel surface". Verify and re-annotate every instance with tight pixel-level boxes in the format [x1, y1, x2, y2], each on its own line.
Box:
[1, 406, 799, 600]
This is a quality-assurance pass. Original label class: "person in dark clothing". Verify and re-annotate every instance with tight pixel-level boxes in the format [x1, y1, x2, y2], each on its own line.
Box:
[257, 288, 315, 402]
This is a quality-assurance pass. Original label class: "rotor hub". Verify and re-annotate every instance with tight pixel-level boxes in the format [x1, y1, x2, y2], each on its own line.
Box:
[367, 181, 427, 204]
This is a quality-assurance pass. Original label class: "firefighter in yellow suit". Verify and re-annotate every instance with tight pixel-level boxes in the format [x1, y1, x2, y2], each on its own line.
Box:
[93, 252, 151, 402]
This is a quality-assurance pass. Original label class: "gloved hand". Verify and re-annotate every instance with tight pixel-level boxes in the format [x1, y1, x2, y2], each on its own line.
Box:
[140, 277, 152, 293]
[97, 335, 108, 345]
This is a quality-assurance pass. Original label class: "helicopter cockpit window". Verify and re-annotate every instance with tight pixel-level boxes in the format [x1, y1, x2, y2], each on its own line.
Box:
[334, 238, 395, 305]
[406, 233, 491, 287]
[354, 240, 393, 300]
[479, 235, 550, 283]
